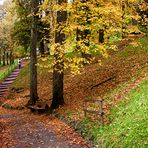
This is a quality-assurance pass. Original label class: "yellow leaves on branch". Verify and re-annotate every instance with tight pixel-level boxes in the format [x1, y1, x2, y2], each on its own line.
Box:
[37, 0, 143, 75]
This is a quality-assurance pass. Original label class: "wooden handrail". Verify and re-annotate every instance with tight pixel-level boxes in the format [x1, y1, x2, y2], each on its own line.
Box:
[83, 99, 104, 125]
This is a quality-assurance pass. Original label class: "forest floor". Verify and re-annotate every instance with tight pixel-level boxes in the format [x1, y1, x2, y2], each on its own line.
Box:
[0, 34, 148, 147]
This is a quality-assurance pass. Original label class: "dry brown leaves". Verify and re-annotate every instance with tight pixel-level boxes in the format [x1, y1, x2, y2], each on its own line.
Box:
[0, 107, 90, 147]
[1, 34, 147, 126]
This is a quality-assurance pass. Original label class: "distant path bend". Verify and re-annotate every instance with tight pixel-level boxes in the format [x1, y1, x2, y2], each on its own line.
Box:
[0, 60, 27, 98]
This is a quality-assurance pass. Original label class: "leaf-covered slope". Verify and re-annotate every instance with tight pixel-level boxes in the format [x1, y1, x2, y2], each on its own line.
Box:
[9, 35, 148, 113]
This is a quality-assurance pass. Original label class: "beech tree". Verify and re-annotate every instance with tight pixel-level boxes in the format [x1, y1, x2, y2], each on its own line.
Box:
[37, 0, 145, 110]
[12, 0, 49, 55]
[50, 0, 67, 110]
[10, 0, 145, 111]
[12, 0, 31, 52]
[0, 2, 15, 66]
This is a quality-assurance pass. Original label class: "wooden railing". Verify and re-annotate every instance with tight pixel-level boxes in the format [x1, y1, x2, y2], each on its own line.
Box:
[83, 99, 104, 125]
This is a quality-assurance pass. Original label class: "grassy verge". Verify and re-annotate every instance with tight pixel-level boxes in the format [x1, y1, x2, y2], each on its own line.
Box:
[11, 63, 30, 89]
[0, 61, 18, 82]
[0, 65, 9, 73]
[92, 77, 148, 147]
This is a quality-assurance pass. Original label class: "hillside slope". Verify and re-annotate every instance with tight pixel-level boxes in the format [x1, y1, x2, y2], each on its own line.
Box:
[6, 35, 148, 114]
[92, 75, 148, 147]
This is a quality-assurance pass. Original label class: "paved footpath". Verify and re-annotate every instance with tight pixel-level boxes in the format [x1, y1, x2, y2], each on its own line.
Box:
[0, 60, 26, 98]
[0, 109, 89, 148]
[0, 60, 89, 148]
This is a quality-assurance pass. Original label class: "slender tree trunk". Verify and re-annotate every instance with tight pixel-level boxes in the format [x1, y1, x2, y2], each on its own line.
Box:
[99, 29, 104, 43]
[10, 49, 14, 65]
[3, 49, 5, 66]
[132, 19, 137, 25]
[6, 52, 9, 65]
[121, 1, 126, 38]
[11, 49, 14, 64]
[10, 50, 12, 65]
[37, 4, 45, 57]
[27, 0, 39, 106]
[39, 40, 44, 56]
[50, 0, 67, 111]
[44, 42, 50, 55]
[0, 48, 1, 65]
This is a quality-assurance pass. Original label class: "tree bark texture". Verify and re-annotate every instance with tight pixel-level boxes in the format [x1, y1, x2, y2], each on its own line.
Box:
[6, 52, 9, 65]
[50, 0, 67, 110]
[99, 29, 104, 43]
[29, 0, 39, 105]
[39, 40, 44, 56]
[3, 49, 5, 66]
[0, 49, 1, 65]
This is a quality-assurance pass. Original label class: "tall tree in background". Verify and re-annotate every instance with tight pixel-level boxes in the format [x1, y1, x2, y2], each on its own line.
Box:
[2, 48, 6, 66]
[12, 0, 31, 53]
[76, 0, 92, 63]
[37, 0, 144, 111]
[0, 2, 15, 66]
[121, 0, 127, 38]
[137, 0, 148, 32]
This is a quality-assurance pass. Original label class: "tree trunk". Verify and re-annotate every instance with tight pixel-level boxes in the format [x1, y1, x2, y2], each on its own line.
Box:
[121, 1, 126, 38]
[39, 40, 44, 56]
[132, 19, 137, 25]
[50, 0, 67, 111]
[51, 57, 64, 109]
[0, 48, 1, 65]
[10, 50, 14, 65]
[44, 42, 50, 55]
[3, 49, 5, 66]
[10, 51, 12, 65]
[99, 29, 104, 43]
[6, 52, 9, 65]
[27, 0, 39, 106]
